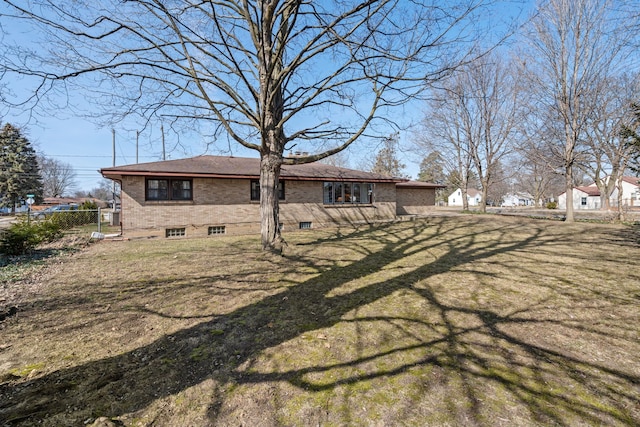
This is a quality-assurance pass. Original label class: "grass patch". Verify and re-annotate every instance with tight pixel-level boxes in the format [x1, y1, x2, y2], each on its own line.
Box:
[0, 216, 639, 426]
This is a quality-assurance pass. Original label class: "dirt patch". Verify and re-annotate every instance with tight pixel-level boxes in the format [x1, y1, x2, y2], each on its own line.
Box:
[1, 216, 639, 426]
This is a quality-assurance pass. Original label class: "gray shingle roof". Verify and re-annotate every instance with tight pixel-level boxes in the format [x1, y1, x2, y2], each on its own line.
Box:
[100, 155, 404, 182]
[396, 180, 445, 189]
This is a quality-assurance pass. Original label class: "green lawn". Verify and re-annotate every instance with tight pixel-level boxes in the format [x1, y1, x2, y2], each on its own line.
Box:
[1, 215, 639, 426]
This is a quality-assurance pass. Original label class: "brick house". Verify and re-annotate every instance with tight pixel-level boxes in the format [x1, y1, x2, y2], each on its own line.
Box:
[100, 155, 443, 238]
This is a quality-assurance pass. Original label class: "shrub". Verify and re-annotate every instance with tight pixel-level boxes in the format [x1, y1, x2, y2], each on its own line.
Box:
[48, 205, 98, 230]
[80, 200, 97, 210]
[546, 201, 558, 209]
[0, 218, 63, 255]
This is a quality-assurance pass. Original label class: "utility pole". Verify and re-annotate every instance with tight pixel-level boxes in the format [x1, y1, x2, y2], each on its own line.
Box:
[112, 128, 116, 168]
[112, 129, 117, 210]
[136, 130, 139, 164]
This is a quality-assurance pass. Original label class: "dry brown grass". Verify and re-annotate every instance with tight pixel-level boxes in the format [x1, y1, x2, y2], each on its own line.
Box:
[1, 215, 639, 426]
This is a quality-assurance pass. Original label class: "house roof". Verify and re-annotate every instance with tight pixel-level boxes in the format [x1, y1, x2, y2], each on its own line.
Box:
[100, 155, 404, 183]
[467, 189, 482, 198]
[622, 176, 640, 186]
[396, 180, 445, 189]
[503, 192, 534, 200]
[447, 188, 481, 198]
[42, 197, 107, 207]
[575, 186, 601, 196]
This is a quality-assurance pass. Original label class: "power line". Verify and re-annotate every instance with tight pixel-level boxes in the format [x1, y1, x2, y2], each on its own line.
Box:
[43, 154, 158, 159]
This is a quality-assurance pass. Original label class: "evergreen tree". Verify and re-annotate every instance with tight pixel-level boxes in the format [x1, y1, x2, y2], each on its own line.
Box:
[0, 124, 43, 212]
[371, 133, 407, 178]
[417, 152, 446, 184]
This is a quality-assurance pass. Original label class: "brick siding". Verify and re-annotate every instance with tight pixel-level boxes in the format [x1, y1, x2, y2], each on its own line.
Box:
[396, 187, 437, 215]
[120, 176, 398, 238]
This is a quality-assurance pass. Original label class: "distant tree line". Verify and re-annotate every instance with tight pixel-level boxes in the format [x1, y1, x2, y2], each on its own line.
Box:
[411, 0, 640, 218]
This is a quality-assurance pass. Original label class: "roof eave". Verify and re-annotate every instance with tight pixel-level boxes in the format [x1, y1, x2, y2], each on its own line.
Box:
[100, 169, 403, 183]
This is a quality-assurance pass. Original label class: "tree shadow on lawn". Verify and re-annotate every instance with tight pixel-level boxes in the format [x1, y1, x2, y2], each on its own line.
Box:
[1, 217, 638, 425]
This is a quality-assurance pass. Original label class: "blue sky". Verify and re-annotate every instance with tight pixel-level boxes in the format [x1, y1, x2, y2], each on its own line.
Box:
[1, 1, 533, 192]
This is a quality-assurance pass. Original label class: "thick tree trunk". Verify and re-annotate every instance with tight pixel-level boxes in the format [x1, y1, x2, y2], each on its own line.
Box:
[259, 152, 285, 253]
[616, 176, 624, 222]
[479, 176, 489, 213]
[460, 189, 469, 211]
[565, 165, 574, 222]
[600, 191, 610, 211]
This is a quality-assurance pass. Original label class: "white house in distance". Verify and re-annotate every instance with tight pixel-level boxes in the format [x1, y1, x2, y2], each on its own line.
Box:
[448, 188, 482, 207]
[558, 176, 640, 210]
[501, 192, 535, 207]
[558, 185, 601, 210]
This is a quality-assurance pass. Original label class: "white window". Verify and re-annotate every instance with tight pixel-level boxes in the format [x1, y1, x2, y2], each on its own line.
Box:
[323, 182, 373, 204]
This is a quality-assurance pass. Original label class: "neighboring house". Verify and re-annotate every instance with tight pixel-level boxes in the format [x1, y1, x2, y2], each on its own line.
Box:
[558, 185, 601, 210]
[558, 176, 640, 210]
[501, 192, 535, 207]
[447, 188, 482, 207]
[612, 176, 640, 207]
[100, 155, 442, 238]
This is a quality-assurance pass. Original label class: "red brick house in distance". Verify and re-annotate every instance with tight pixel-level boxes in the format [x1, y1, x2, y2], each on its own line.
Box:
[100, 155, 443, 238]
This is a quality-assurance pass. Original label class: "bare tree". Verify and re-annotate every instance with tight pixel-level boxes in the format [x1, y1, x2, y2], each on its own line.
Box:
[38, 155, 78, 197]
[514, 153, 565, 207]
[0, 0, 505, 251]
[465, 54, 521, 212]
[523, 0, 634, 222]
[419, 84, 475, 210]
[74, 178, 117, 202]
[319, 150, 351, 169]
[583, 74, 640, 218]
[515, 100, 567, 207]
[419, 52, 520, 212]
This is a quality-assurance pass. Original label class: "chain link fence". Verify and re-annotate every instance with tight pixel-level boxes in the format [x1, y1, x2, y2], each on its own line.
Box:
[28, 208, 120, 236]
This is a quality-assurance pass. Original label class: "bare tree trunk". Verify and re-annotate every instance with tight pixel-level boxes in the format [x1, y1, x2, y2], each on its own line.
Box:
[479, 183, 488, 213]
[565, 164, 574, 222]
[616, 175, 624, 221]
[259, 151, 284, 253]
[601, 192, 611, 211]
[461, 184, 470, 211]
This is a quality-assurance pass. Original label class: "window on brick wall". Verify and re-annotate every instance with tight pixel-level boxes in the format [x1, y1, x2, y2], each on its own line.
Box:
[250, 180, 285, 201]
[146, 178, 192, 201]
[208, 226, 226, 235]
[166, 227, 186, 237]
[323, 182, 374, 204]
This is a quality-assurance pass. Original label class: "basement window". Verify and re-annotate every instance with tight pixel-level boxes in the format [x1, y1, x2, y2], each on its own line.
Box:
[208, 226, 226, 235]
[166, 228, 186, 238]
